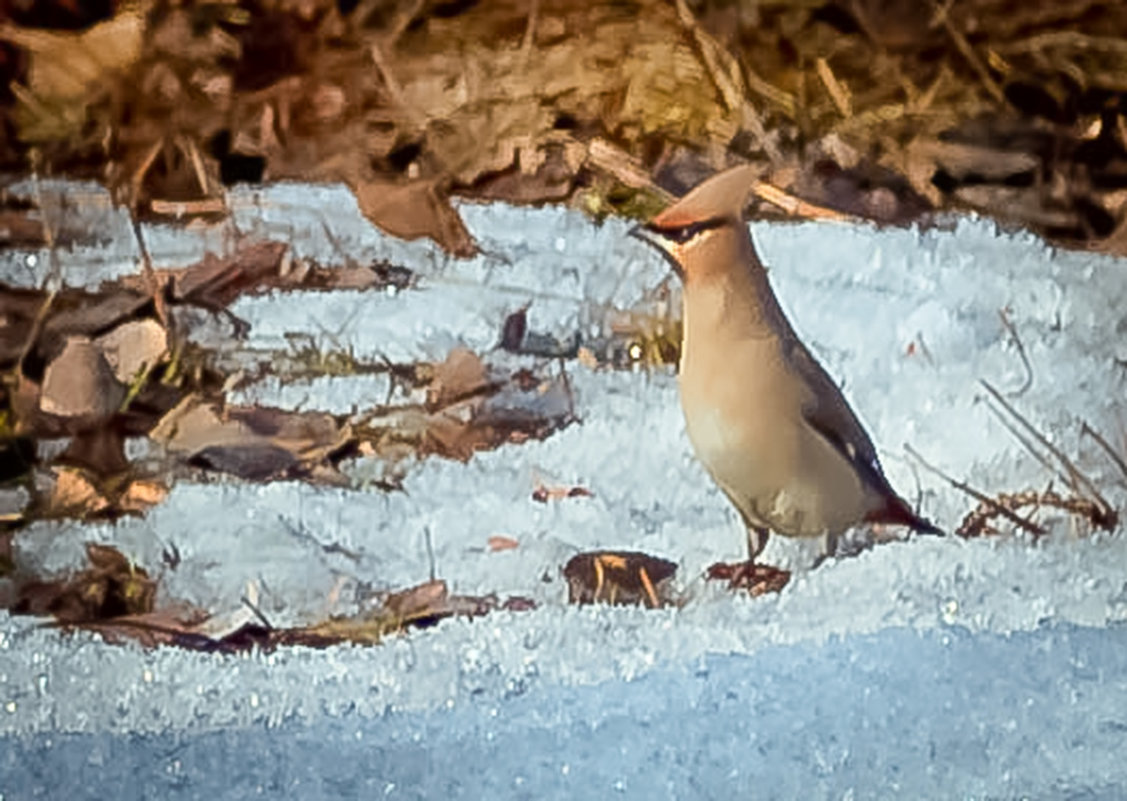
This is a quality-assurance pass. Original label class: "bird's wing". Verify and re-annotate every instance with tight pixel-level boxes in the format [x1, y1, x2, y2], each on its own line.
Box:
[786, 339, 896, 496]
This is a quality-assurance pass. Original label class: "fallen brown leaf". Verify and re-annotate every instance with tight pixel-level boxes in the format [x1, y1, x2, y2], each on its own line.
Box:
[58, 427, 128, 476]
[488, 535, 519, 552]
[173, 580, 536, 652]
[532, 483, 593, 503]
[426, 347, 495, 410]
[0, 208, 47, 247]
[169, 242, 290, 308]
[351, 178, 478, 257]
[152, 397, 353, 481]
[118, 479, 170, 513]
[39, 336, 125, 422]
[2, 10, 144, 142]
[95, 319, 169, 384]
[705, 561, 791, 597]
[564, 550, 678, 608]
[11, 542, 155, 623]
[47, 467, 111, 518]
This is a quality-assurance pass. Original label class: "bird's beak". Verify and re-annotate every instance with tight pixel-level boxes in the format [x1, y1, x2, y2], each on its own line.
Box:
[628, 223, 665, 253]
[629, 223, 684, 279]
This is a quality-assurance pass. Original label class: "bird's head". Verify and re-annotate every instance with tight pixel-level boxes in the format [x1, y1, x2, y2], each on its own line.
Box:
[629, 164, 761, 282]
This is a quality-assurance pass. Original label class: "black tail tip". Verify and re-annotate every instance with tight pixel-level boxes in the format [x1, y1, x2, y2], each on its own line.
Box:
[911, 517, 946, 537]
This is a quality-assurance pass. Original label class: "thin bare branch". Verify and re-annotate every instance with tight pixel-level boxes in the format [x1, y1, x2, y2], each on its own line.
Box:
[904, 443, 1047, 537]
[1080, 420, 1127, 485]
[240, 594, 274, 630]
[980, 380, 1113, 521]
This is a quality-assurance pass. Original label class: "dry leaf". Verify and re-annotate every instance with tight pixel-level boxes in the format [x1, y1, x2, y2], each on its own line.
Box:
[2, 11, 144, 142]
[118, 479, 170, 513]
[151, 398, 248, 453]
[170, 242, 290, 307]
[59, 427, 128, 476]
[564, 551, 678, 608]
[427, 347, 493, 409]
[12, 542, 156, 624]
[705, 561, 791, 596]
[488, 535, 519, 552]
[0, 209, 47, 247]
[152, 397, 352, 481]
[48, 467, 111, 517]
[351, 178, 478, 257]
[39, 336, 125, 421]
[96, 319, 169, 383]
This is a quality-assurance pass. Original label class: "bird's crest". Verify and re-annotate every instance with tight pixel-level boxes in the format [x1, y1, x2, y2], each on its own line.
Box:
[649, 164, 760, 229]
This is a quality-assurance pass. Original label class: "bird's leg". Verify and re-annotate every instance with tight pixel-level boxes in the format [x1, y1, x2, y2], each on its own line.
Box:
[747, 525, 769, 562]
[811, 530, 838, 569]
[706, 526, 789, 594]
[724, 525, 770, 587]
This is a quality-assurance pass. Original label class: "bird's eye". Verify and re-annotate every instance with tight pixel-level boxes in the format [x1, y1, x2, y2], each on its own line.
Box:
[667, 226, 699, 244]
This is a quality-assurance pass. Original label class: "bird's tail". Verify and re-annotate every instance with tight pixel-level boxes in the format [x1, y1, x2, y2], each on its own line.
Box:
[866, 497, 945, 536]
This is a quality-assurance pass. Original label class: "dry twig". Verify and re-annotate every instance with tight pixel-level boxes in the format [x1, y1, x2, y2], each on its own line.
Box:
[816, 57, 853, 118]
[959, 487, 1116, 538]
[932, 0, 1005, 102]
[997, 308, 1033, 396]
[1080, 420, 1127, 486]
[980, 380, 1114, 524]
[904, 443, 1046, 537]
[751, 181, 854, 221]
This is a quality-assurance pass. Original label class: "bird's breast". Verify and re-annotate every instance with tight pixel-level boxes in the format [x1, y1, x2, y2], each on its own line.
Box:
[677, 336, 791, 483]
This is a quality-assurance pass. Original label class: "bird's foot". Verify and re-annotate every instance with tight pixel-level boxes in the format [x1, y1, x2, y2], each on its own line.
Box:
[705, 561, 790, 596]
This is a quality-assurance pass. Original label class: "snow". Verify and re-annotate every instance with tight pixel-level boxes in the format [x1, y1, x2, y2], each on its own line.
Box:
[1, 181, 1126, 798]
[3, 624, 1126, 798]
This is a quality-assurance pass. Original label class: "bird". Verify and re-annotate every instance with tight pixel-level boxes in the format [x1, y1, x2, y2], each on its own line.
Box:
[630, 164, 941, 583]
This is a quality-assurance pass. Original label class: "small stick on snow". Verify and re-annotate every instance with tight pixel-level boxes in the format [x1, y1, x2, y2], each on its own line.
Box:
[904, 443, 1047, 537]
[424, 525, 437, 582]
[241, 594, 274, 630]
[1080, 420, 1127, 485]
[979, 380, 1114, 522]
[129, 213, 171, 330]
[997, 308, 1033, 396]
[149, 198, 227, 217]
[17, 168, 62, 372]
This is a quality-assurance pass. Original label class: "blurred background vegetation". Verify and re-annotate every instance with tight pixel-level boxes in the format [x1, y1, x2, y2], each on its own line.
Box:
[3, 0, 1127, 252]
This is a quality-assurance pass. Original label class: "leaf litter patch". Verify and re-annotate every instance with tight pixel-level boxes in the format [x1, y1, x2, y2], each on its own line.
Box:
[4, 543, 689, 654]
[3, 542, 538, 653]
[0, 239, 577, 526]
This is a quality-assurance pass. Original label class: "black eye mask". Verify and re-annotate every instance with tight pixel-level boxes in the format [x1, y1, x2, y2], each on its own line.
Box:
[645, 216, 726, 244]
